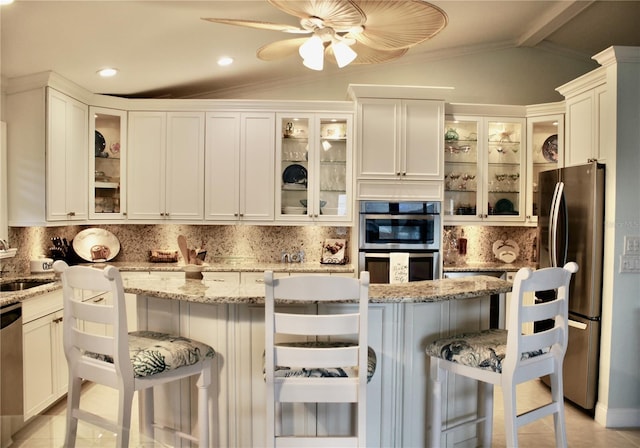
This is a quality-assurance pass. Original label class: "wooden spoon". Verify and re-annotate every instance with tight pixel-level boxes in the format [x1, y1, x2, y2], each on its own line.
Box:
[177, 235, 189, 264]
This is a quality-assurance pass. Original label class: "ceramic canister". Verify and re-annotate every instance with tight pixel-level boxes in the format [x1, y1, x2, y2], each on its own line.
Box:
[30, 257, 54, 273]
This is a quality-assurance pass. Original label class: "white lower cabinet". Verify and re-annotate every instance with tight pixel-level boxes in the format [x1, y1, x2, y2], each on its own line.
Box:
[22, 291, 67, 421]
[136, 294, 492, 447]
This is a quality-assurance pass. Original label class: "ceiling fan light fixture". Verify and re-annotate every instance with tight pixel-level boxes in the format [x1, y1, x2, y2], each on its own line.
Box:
[302, 54, 324, 71]
[332, 41, 357, 68]
[299, 35, 323, 60]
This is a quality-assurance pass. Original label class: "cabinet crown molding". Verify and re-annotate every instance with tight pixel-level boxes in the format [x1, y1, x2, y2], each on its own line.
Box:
[555, 66, 606, 98]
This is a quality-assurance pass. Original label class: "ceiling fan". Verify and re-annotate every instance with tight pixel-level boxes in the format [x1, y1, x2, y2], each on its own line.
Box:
[202, 0, 448, 70]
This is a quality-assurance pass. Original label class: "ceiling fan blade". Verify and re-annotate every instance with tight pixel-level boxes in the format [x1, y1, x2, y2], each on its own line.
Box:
[326, 41, 407, 65]
[268, 0, 366, 30]
[256, 37, 309, 61]
[201, 18, 309, 34]
[350, 0, 448, 50]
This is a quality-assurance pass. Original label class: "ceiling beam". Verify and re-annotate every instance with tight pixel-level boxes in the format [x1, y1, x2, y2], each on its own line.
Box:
[517, 0, 595, 47]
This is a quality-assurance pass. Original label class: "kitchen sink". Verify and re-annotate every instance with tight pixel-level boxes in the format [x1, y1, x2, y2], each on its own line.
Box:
[0, 280, 54, 292]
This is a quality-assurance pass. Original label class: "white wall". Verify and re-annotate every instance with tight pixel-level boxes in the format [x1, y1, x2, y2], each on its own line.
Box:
[197, 46, 599, 106]
[595, 47, 640, 428]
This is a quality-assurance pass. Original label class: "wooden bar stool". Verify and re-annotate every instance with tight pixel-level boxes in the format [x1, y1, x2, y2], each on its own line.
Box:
[426, 262, 578, 447]
[54, 260, 216, 447]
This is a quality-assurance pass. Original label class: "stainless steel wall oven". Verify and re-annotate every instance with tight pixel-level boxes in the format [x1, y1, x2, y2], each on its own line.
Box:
[359, 201, 441, 283]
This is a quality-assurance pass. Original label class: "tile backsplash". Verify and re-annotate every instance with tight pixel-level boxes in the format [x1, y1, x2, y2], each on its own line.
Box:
[444, 225, 538, 266]
[2, 225, 351, 274]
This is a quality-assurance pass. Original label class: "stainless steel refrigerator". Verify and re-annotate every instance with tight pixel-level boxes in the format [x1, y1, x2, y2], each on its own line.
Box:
[537, 161, 605, 411]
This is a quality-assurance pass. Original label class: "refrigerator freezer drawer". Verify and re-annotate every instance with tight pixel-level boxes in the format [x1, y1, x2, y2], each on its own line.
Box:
[543, 315, 600, 410]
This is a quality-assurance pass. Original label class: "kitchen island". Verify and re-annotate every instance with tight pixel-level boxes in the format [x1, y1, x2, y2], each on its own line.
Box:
[124, 273, 512, 448]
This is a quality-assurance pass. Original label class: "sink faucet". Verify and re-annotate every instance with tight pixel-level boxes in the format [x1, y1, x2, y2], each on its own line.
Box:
[0, 239, 9, 251]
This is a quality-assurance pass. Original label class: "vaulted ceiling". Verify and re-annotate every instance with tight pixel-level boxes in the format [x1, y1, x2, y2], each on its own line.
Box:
[2, 1, 639, 101]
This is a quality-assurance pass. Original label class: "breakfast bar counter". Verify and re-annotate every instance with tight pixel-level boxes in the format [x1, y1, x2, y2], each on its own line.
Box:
[128, 274, 512, 448]
[122, 274, 511, 304]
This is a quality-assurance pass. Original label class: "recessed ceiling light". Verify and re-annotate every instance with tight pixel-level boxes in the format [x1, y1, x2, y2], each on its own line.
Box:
[217, 57, 234, 67]
[97, 68, 118, 77]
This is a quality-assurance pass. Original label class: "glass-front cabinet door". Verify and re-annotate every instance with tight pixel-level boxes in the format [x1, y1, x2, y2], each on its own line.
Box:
[444, 116, 525, 223]
[526, 114, 563, 224]
[89, 107, 127, 219]
[276, 113, 352, 222]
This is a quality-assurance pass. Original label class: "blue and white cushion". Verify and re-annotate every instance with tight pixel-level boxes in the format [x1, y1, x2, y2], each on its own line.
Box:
[426, 328, 549, 374]
[88, 330, 216, 378]
[265, 341, 377, 383]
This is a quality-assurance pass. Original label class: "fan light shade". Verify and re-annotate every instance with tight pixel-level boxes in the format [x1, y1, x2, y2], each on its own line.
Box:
[299, 35, 324, 70]
[332, 41, 357, 68]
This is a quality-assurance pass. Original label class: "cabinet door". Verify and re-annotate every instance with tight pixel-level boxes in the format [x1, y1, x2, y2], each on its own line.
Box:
[241, 113, 275, 220]
[402, 99, 444, 180]
[526, 114, 563, 224]
[356, 99, 400, 179]
[22, 312, 58, 420]
[46, 88, 88, 221]
[127, 112, 166, 219]
[277, 114, 312, 220]
[205, 112, 274, 222]
[90, 107, 127, 219]
[165, 112, 205, 220]
[317, 114, 352, 221]
[485, 117, 525, 222]
[205, 112, 241, 220]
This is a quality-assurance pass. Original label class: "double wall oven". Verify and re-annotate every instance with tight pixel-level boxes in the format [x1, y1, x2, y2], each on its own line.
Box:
[359, 201, 441, 283]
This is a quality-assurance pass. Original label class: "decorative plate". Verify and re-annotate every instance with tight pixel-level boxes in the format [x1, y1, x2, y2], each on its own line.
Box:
[542, 134, 558, 163]
[72, 228, 120, 262]
[494, 198, 514, 214]
[282, 164, 307, 185]
[95, 131, 106, 156]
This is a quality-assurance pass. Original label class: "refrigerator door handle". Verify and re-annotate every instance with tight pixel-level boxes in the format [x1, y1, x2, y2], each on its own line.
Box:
[549, 182, 564, 268]
[560, 188, 569, 266]
[568, 319, 588, 330]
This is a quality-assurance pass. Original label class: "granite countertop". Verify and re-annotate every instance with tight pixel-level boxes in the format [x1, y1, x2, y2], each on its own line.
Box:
[121, 274, 511, 305]
[1, 263, 513, 307]
[443, 261, 538, 273]
[0, 261, 354, 306]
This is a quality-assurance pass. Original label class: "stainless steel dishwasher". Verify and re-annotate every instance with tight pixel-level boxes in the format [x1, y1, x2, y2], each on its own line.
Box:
[1, 302, 24, 440]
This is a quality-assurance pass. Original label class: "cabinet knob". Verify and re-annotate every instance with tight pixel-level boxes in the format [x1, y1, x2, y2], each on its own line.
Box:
[234, 213, 239, 217]
[402, 172, 407, 176]
[396, 172, 401, 176]
[53, 317, 63, 324]
[239, 213, 244, 217]
[123, 212, 127, 216]
[67, 211, 75, 217]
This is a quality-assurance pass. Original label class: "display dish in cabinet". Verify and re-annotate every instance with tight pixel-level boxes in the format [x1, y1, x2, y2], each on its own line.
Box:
[276, 113, 352, 222]
[444, 115, 525, 224]
[89, 107, 127, 220]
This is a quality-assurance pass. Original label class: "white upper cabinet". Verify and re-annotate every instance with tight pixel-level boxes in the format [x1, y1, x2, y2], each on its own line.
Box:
[46, 88, 89, 221]
[356, 98, 444, 181]
[444, 115, 526, 224]
[127, 111, 205, 221]
[525, 111, 564, 225]
[90, 107, 127, 220]
[276, 113, 353, 223]
[557, 68, 607, 167]
[205, 112, 275, 222]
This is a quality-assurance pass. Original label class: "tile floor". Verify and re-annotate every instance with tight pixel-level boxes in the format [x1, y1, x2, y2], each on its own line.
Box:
[8, 379, 640, 447]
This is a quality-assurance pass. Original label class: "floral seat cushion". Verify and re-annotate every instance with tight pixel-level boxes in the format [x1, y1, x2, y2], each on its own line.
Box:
[265, 341, 377, 383]
[425, 328, 549, 374]
[87, 330, 216, 378]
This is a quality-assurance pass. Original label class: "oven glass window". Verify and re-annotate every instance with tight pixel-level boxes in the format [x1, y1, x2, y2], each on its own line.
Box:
[365, 218, 435, 245]
[363, 255, 436, 284]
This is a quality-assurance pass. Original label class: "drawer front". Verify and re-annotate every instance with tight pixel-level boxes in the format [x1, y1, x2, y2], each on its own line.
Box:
[22, 290, 64, 323]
